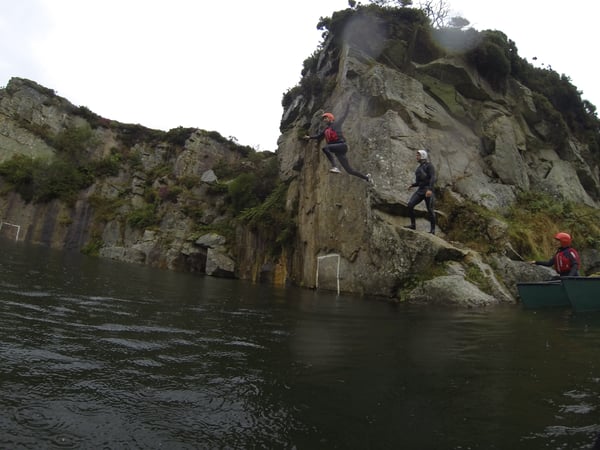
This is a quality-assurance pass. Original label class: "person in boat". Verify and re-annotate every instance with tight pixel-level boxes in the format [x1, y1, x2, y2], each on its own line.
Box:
[531, 232, 580, 277]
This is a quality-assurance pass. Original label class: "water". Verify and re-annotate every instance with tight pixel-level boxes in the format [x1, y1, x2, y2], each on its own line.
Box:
[1, 239, 600, 449]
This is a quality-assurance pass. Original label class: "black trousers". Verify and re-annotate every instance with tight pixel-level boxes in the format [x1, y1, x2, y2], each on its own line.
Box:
[408, 189, 436, 230]
[322, 142, 368, 181]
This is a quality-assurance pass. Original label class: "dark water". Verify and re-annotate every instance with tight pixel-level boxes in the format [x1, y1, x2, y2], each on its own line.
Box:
[1, 239, 599, 449]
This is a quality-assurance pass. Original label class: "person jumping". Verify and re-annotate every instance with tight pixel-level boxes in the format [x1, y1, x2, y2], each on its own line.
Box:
[303, 106, 372, 184]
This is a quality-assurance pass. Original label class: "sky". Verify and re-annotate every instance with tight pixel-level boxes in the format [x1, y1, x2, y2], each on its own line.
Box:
[1, 0, 597, 152]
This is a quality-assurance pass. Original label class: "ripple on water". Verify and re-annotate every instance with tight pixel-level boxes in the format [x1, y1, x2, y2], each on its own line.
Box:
[559, 389, 598, 415]
[226, 340, 266, 349]
[49, 434, 81, 449]
[560, 403, 596, 414]
[13, 402, 82, 448]
[131, 358, 164, 368]
[10, 289, 54, 298]
[564, 389, 592, 400]
[99, 337, 166, 351]
[91, 323, 194, 335]
[539, 423, 600, 439]
[14, 403, 57, 430]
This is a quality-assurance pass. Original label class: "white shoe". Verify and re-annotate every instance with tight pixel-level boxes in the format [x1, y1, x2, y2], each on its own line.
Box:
[329, 167, 341, 173]
[366, 173, 373, 184]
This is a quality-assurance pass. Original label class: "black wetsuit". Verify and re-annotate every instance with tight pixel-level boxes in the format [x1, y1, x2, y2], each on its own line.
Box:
[408, 160, 436, 233]
[308, 108, 369, 181]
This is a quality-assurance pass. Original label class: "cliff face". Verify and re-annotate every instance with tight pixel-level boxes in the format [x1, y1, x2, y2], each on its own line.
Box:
[1, 7, 600, 306]
[0, 78, 283, 282]
[276, 8, 600, 301]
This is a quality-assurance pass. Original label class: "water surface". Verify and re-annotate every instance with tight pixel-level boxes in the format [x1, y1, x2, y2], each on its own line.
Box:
[1, 240, 599, 449]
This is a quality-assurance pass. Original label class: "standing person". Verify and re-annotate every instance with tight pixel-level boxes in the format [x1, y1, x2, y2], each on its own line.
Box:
[303, 106, 372, 184]
[405, 149, 436, 234]
[531, 232, 580, 277]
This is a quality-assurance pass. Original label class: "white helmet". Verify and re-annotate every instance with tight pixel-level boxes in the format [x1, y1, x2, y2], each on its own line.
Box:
[417, 149, 428, 160]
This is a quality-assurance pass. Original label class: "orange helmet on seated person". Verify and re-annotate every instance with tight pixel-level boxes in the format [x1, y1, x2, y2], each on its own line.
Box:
[554, 232, 572, 247]
[322, 112, 335, 121]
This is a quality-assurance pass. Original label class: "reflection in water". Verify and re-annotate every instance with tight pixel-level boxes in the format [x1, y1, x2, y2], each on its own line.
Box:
[1, 239, 600, 449]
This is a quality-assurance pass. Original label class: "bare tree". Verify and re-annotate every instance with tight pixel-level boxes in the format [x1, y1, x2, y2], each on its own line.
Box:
[366, 0, 467, 28]
[416, 0, 450, 28]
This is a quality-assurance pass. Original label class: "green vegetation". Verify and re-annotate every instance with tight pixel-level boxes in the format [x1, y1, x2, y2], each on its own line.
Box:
[127, 203, 160, 229]
[178, 175, 200, 189]
[506, 192, 600, 260]
[146, 163, 173, 180]
[75, 106, 110, 128]
[88, 195, 126, 223]
[465, 264, 493, 295]
[113, 123, 165, 148]
[81, 236, 103, 256]
[88, 153, 121, 178]
[464, 31, 511, 91]
[438, 192, 496, 253]
[228, 173, 262, 214]
[397, 261, 448, 301]
[0, 123, 122, 205]
[32, 158, 93, 204]
[0, 154, 91, 204]
[226, 157, 279, 216]
[182, 204, 204, 222]
[238, 182, 296, 254]
[439, 188, 600, 266]
[52, 123, 94, 160]
[164, 127, 195, 146]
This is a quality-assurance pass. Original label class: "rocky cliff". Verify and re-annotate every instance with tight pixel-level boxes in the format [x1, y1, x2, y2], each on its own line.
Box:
[0, 77, 285, 283]
[276, 6, 600, 303]
[1, 5, 599, 306]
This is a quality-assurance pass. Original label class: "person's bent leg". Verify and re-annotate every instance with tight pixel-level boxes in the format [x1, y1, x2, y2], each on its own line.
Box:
[334, 148, 369, 181]
[321, 145, 338, 168]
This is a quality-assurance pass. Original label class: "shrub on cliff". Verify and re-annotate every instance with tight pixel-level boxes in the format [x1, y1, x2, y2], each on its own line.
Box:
[0, 154, 91, 204]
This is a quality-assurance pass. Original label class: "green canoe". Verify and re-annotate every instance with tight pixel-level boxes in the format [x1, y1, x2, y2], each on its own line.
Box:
[561, 277, 600, 312]
[516, 280, 570, 309]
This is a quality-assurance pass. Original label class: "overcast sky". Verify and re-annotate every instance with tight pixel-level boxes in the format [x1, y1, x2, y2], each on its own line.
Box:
[1, 0, 597, 151]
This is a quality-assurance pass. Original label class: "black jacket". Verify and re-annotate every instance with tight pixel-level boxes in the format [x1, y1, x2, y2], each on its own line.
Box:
[411, 161, 436, 191]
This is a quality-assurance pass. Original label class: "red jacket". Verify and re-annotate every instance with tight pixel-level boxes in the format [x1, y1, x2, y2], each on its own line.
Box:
[536, 247, 580, 276]
[554, 247, 580, 276]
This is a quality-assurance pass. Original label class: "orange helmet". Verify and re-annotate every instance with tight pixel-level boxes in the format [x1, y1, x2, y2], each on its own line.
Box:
[322, 112, 335, 121]
[554, 232, 572, 247]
